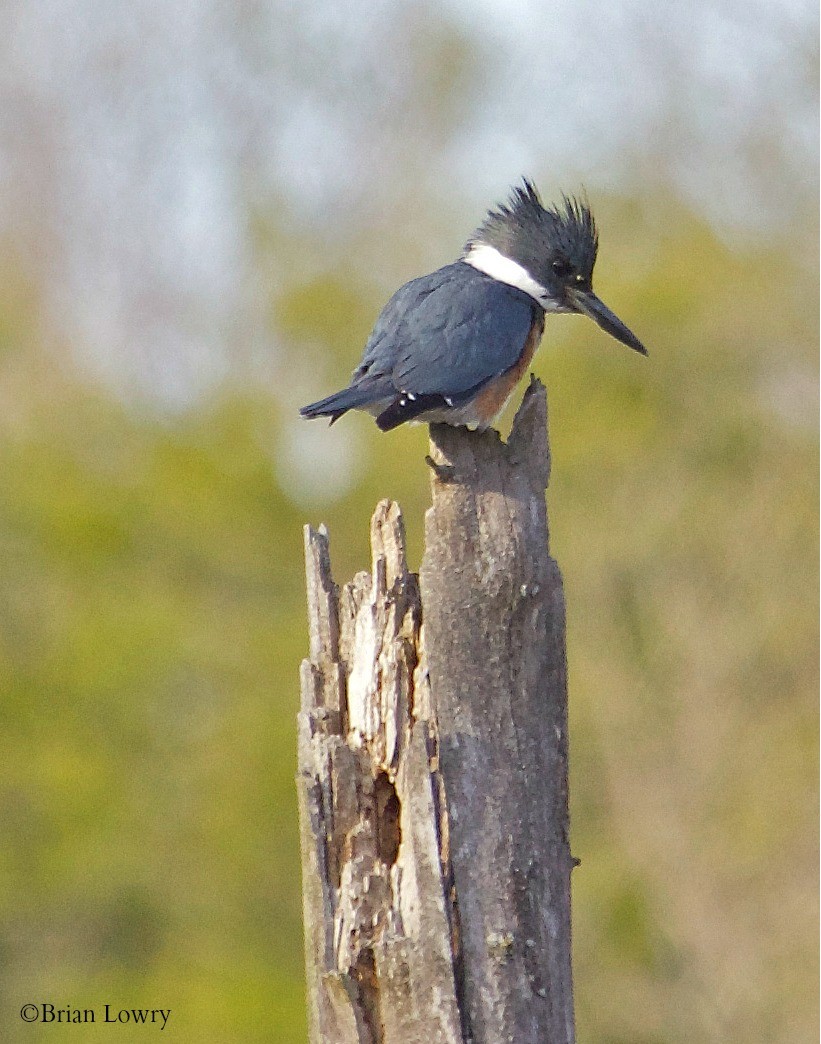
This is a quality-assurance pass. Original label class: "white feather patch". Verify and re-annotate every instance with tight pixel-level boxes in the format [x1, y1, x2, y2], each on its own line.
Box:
[464, 244, 559, 309]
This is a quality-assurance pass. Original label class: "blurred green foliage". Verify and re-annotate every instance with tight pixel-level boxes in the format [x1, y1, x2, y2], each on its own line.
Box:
[0, 200, 816, 1043]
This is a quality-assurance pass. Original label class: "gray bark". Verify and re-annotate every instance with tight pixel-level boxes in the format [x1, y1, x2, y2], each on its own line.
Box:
[298, 377, 575, 1044]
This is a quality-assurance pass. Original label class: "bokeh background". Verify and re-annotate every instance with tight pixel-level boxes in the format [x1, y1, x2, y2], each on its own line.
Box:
[0, 1, 817, 1041]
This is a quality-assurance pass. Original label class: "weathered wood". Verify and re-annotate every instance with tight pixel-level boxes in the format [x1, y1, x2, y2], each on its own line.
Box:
[298, 377, 574, 1043]
[298, 504, 463, 1044]
[421, 377, 574, 1043]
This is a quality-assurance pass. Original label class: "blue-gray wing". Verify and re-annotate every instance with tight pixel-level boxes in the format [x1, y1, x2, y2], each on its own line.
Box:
[355, 262, 537, 399]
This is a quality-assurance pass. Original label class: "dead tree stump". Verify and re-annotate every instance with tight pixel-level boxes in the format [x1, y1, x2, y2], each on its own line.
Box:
[298, 377, 575, 1044]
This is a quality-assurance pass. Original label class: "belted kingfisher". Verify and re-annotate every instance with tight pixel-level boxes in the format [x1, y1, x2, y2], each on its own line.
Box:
[300, 180, 646, 432]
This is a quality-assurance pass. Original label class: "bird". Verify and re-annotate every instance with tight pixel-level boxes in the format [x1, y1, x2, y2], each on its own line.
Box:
[300, 180, 647, 432]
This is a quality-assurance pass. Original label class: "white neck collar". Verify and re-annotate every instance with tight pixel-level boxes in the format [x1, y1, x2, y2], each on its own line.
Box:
[464, 243, 553, 308]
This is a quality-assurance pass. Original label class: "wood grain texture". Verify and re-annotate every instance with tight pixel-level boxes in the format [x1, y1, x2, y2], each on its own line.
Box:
[298, 377, 575, 1043]
[299, 504, 463, 1044]
[421, 376, 575, 1043]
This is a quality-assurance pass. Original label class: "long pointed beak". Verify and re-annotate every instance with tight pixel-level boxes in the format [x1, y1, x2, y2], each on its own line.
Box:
[567, 288, 648, 356]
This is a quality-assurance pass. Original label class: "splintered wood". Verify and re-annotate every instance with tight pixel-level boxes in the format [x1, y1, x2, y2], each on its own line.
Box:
[298, 378, 575, 1044]
[299, 503, 462, 1044]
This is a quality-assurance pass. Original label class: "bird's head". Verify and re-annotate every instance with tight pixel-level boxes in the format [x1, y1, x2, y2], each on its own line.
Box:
[465, 180, 647, 356]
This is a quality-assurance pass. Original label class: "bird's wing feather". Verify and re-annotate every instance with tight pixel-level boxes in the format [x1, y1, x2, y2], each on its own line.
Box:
[355, 263, 538, 401]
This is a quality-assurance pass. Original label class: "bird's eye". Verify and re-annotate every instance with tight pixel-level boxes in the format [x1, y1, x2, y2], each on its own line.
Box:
[552, 259, 573, 278]
[574, 273, 585, 284]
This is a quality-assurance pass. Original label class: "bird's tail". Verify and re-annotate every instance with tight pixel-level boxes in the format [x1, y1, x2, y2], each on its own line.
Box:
[300, 380, 388, 424]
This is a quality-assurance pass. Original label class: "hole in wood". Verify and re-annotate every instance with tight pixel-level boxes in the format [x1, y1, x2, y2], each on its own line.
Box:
[374, 772, 401, 868]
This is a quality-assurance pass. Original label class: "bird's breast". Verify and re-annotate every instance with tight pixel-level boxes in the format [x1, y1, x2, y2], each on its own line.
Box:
[467, 310, 545, 426]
